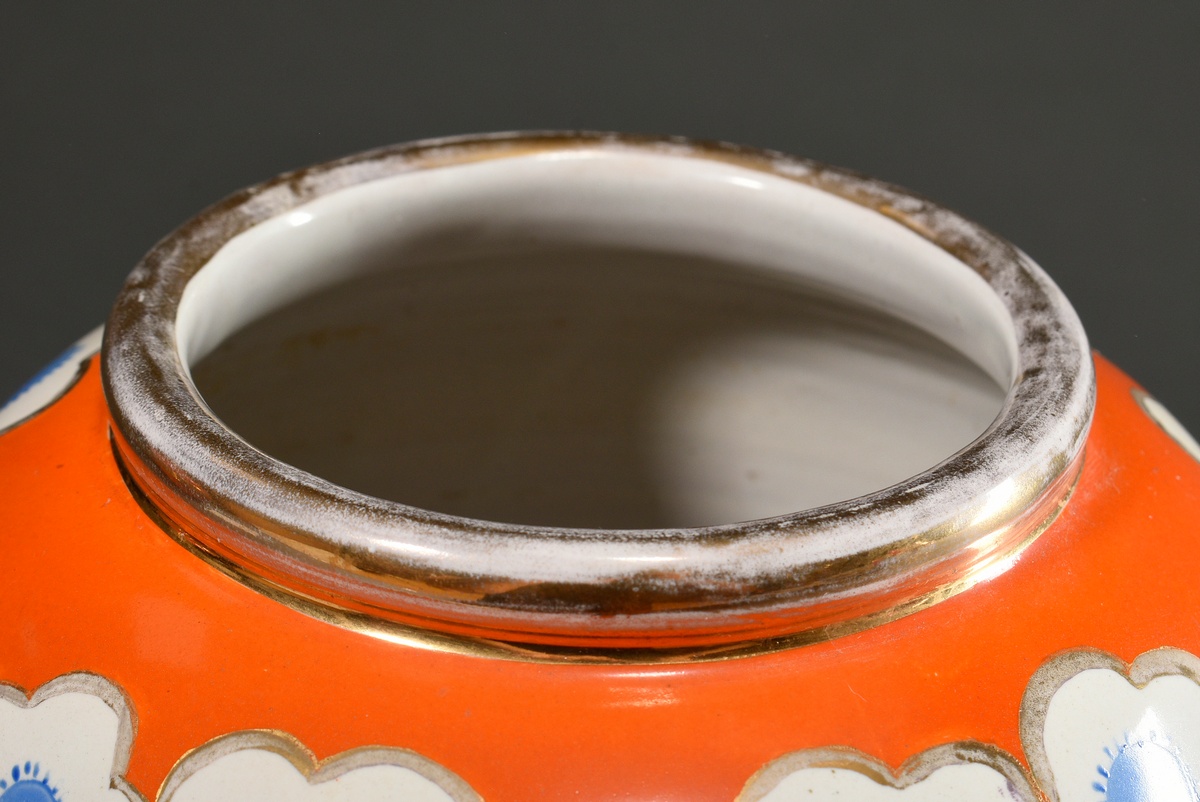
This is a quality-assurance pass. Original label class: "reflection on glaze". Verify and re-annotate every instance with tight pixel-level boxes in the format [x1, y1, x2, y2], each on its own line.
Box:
[1026, 650, 1200, 802]
[7, 648, 1200, 800]
[745, 649, 1200, 802]
[1097, 729, 1199, 801]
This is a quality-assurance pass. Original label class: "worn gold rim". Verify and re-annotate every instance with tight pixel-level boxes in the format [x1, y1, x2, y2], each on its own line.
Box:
[102, 131, 1095, 653]
[114, 430, 1082, 664]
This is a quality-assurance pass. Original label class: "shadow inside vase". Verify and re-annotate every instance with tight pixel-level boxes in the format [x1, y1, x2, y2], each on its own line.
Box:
[191, 246, 1004, 530]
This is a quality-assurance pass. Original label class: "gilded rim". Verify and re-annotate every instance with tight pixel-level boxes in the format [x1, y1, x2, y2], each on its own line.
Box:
[114, 434, 1081, 664]
[102, 132, 1095, 653]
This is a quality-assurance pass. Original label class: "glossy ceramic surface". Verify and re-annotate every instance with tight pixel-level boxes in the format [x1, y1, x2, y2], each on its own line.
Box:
[2, 134, 1198, 801]
[99, 134, 1093, 655]
[2, 330, 1198, 800]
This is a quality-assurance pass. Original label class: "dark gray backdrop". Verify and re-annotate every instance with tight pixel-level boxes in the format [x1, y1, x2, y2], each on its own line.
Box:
[2, 3, 1197, 432]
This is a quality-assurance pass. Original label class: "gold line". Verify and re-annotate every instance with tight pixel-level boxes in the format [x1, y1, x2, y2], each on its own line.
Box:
[113, 433, 1081, 665]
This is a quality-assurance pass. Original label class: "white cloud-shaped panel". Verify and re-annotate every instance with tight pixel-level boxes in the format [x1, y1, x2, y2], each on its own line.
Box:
[158, 732, 479, 802]
[0, 673, 141, 802]
[740, 744, 1036, 802]
[1026, 649, 1200, 802]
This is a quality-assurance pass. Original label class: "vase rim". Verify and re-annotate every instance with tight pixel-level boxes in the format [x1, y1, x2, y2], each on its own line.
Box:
[102, 131, 1094, 659]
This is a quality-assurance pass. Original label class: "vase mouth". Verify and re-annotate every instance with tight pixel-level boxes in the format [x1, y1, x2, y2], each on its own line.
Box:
[102, 132, 1094, 658]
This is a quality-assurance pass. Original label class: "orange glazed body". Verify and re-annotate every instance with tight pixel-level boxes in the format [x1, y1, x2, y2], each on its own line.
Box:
[1, 134, 1198, 802]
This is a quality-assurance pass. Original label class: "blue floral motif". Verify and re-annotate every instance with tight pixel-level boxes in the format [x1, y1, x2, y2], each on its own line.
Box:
[0, 762, 60, 802]
[1095, 732, 1200, 802]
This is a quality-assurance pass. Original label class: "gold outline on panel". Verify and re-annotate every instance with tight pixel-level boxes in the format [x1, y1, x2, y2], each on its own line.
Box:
[736, 741, 1039, 802]
[7, 648, 1200, 800]
[0, 672, 147, 802]
[156, 730, 482, 802]
[1019, 646, 1200, 802]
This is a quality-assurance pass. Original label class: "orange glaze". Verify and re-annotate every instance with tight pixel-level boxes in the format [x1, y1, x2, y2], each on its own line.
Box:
[1, 353, 1197, 801]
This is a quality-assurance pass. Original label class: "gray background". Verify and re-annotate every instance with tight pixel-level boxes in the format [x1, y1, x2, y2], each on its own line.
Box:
[2, 3, 1197, 431]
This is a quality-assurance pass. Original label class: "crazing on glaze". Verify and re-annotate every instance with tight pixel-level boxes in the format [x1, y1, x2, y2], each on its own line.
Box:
[7, 649, 1200, 800]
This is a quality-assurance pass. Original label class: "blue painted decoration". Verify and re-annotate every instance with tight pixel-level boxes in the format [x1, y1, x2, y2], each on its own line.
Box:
[0, 762, 60, 802]
[1095, 732, 1200, 802]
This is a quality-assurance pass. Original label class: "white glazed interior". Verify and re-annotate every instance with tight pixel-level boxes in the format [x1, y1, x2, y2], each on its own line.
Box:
[180, 151, 1016, 529]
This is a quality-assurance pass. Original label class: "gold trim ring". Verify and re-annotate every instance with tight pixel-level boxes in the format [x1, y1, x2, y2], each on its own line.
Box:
[103, 133, 1094, 656]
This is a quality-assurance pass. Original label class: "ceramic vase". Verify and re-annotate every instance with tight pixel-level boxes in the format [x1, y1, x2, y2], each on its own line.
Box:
[2, 133, 1198, 802]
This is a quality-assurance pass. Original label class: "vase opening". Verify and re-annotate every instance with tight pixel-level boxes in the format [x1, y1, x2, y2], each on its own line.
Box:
[181, 149, 1013, 530]
[104, 134, 1092, 653]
